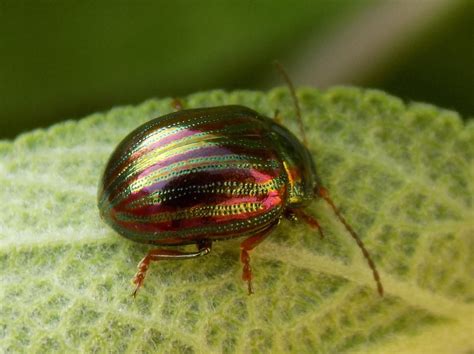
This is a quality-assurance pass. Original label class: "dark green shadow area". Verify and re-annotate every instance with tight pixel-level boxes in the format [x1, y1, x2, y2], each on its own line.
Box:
[0, 0, 367, 138]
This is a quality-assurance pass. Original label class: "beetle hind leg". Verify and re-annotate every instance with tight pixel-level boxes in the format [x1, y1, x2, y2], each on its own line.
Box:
[132, 240, 212, 297]
[171, 98, 185, 111]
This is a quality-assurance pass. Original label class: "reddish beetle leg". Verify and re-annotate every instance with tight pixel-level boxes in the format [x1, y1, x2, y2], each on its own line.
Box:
[291, 208, 325, 239]
[132, 240, 212, 297]
[239, 227, 274, 295]
[171, 98, 184, 111]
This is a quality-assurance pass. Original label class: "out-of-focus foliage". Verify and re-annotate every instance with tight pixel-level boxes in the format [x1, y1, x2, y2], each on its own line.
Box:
[368, 0, 473, 117]
[0, 1, 471, 137]
[0, 0, 368, 138]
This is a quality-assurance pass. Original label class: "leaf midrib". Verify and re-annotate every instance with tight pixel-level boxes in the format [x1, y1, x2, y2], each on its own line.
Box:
[260, 242, 473, 319]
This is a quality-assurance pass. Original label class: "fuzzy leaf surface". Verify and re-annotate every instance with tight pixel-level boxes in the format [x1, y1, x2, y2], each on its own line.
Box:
[1, 88, 473, 353]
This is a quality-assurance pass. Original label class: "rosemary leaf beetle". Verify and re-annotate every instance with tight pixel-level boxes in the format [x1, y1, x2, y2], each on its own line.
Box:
[98, 64, 384, 297]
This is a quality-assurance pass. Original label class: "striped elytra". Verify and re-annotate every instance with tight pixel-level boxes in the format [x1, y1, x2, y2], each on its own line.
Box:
[98, 102, 384, 297]
[99, 105, 316, 243]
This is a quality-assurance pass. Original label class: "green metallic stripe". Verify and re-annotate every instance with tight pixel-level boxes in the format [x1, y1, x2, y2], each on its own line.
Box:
[112, 159, 281, 206]
[129, 148, 265, 184]
[115, 123, 263, 175]
[126, 105, 256, 152]
[115, 202, 264, 223]
[125, 178, 286, 209]
[107, 112, 227, 176]
[118, 135, 266, 178]
[154, 204, 282, 239]
[131, 160, 278, 193]
[119, 134, 268, 181]
[108, 115, 261, 183]
[105, 126, 268, 199]
[111, 203, 283, 243]
[129, 154, 276, 190]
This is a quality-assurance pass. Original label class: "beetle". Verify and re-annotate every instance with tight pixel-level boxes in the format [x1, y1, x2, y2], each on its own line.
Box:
[97, 65, 384, 297]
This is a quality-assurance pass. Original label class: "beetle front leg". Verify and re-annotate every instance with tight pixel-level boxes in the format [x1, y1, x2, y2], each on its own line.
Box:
[132, 240, 212, 297]
[291, 208, 325, 239]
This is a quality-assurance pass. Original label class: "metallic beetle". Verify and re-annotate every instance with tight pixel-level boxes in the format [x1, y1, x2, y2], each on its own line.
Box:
[98, 101, 383, 297]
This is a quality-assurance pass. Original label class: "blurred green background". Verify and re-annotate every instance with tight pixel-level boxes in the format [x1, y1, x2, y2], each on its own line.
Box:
[0, 0, 472, 139]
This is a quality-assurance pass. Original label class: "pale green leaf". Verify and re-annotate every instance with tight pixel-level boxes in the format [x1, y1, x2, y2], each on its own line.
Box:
[1, 87, 473, 353]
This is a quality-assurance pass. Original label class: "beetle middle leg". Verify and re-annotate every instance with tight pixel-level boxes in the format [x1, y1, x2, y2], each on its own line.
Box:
[132, 240, 212, 297]
[240, 228, 274, 295]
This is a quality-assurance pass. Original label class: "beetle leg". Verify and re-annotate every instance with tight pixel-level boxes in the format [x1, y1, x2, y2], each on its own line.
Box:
[132, 240, 212, 297]
[283, 209, 298, 222]
[291, 208, 325, 239]
[171, 98, 184, 111]
[240, 229, 273, 295]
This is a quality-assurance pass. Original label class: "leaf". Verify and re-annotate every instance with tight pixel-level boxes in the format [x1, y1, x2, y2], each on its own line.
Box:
[0, 87, 472, 353]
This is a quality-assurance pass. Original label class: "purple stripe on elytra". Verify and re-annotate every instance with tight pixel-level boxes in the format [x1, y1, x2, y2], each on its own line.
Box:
[137, 127, 198, 155]
[135, 145, 232, 181]
[111, 204, 282, 240]
[134, 143, 277, 183]
[126, 116, 256, 165]
[113, 166, 279, 210]
[108, 142, 280, 207]
[107, 127, 234, 192]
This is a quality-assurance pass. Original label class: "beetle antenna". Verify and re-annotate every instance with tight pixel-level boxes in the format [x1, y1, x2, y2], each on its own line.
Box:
[273, 61, 308, 146]
[317, 186, 384, 297]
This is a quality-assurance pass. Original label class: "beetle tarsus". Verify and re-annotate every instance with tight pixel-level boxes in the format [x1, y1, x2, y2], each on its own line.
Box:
[239, 225, 276, 295]
[131, 285, 140, 298]
[131, 256, 150, 297]
[241, 249, 253, 295]
[247, 280, 254, 295]
[131, 242, 213, 297]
